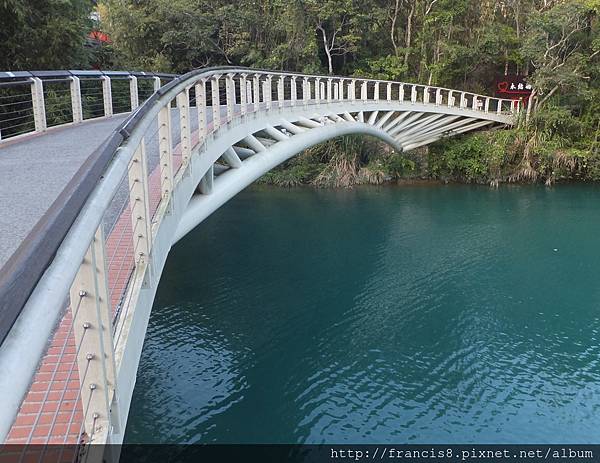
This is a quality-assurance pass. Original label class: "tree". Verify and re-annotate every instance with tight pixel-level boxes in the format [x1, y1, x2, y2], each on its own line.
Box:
[0, 0, 94, 70]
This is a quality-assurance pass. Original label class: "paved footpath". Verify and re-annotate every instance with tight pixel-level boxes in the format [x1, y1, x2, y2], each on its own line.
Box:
[0, 117, 127, 267]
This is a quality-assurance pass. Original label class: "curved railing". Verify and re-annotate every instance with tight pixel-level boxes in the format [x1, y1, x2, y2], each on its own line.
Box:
[0, 66, 519, 450]
[0, 70, 177, 142]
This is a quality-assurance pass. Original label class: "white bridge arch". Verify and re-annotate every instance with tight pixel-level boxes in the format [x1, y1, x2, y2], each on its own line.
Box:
[0, 67, 516, 453]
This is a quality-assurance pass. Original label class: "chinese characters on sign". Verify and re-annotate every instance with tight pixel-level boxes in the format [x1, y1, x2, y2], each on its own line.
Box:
[496, 75, 533, 97]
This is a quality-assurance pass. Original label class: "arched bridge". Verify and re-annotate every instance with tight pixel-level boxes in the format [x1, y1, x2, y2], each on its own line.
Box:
[0, 67, 518, 458]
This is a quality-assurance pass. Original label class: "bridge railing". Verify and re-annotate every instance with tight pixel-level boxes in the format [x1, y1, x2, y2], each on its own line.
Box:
[0, 66, 518, 451]
[0, 70, 177, 142]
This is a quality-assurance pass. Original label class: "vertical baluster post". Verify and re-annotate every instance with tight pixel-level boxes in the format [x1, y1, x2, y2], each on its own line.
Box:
[30, 77, 47, 132]
[70, 76, 83, 123]
[211, 75, 221, 130]
[195, 79, 207, 141]
[101, 76, 113, 117]
[69, 227, 117, 443]
[158, 106, 173, 201]
[129, 75, 139, 110]
[128, 140, 152, 267]
[177, 88, 191, 165]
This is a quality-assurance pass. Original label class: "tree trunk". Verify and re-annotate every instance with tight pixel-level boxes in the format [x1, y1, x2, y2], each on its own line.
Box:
[391, 0, 400, 57]
[403, 2, 415, 69]
[318, 25, 334, 74]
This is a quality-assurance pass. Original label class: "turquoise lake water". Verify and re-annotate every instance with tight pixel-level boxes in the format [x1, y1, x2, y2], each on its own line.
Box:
[124, 184, 600, 444]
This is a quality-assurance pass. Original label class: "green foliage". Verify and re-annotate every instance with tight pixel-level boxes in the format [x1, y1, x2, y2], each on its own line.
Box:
[0, 0, 94, 70]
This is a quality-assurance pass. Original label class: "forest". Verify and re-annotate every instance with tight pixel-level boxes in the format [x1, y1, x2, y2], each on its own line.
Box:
[1, 0, 599, 186]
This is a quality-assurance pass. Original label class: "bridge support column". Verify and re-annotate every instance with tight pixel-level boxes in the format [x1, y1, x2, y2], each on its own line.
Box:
[198, 165, 214, 194]
[128, 140, 152, 267]
[30, 77, 47, 132]
[129, 76, 139, 110]
[69, 226, 117, 445]
[158, 106, 173, 200]
[177, 88, 191, 165]
[70, 76, 83, 124]
[101, 76, 113, 117]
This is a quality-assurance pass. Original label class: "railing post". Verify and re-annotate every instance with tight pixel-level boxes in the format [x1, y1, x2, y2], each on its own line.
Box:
[30, 77, 47, 132]
[387, 83, 392, 101]
[253, 75, 260, 112]
[278, 76, 285, 108]
[374, 82, 380, 100]
[327, 78, 332, 102]
[70, 76, 83, 123]
[472, 95, 478, 111]
[460, 92, 466, 109]
[69, 226, 117, 444]
[129, 75, 139, 110]
[315, 78, 321, 104]
[497, 99, 503, 114]
[264, 75, 273, 109]
[153, 76, 161, 92]
[158, 106, 173, 201]
[448, 90, 454, 107]
[226, 73, 235, 122]
[361, 81, 367, 101]
[101, 76, 113, 117]
[423, 87, 430, 104]
[435, 88, 442, 106]
[240, 74, 248, 115]
[211, 74, 221, 130]
[290, 77, 297, 107]
[195, 79, 207, 140]
[399, 84, 405, 101]
[303, 77, 310, 105]
[177, 88, 191, 165]
[128, 140, 152, 267]
[411, 85, 417, 103]
[350, 80, 356, 102]
[484, 97, 490, 113]
[320, 81, 326, 101]
[334, 81, 339, 101]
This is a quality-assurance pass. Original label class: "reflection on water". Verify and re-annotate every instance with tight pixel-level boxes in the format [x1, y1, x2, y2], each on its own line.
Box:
[125, 184, 600, 444]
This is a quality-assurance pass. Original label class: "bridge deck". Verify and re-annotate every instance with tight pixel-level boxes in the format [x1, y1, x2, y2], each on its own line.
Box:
[0, 110, 203, 448]
[0, 95, 511, 452]
[0, 117, 127, 267]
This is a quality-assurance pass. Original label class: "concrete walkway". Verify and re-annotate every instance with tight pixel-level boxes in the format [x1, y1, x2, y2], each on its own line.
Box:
[0, 117, 127, 267]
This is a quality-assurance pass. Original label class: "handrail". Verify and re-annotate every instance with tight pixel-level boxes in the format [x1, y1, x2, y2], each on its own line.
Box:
[0, 66, 520, 344]
[0, 65, 518, 446]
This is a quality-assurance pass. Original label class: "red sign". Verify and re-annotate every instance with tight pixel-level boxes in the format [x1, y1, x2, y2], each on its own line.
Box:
[88, 30, 112, 44]
[496, 75, 532, 97]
